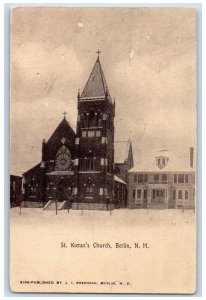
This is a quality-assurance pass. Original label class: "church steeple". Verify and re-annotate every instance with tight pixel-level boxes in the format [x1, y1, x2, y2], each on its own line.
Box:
[75, 53, 115, 207]
[80, 52, 112, 102]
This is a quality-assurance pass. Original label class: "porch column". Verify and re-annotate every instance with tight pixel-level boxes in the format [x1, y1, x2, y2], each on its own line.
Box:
[148, 188, 152, 204]
[164, 188, 168, 205]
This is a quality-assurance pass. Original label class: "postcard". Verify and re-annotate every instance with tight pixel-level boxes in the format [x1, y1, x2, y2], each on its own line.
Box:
[10, 7, 196, 293]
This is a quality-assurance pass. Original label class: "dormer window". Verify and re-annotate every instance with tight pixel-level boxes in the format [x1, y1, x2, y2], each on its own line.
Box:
[156, 156, 169, 169]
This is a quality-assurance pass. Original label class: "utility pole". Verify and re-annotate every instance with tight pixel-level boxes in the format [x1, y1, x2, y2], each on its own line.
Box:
[55, 197, 58, 215]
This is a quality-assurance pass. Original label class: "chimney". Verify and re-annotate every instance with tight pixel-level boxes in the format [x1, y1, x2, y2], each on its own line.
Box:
[190, 147, 194, 168]
[41, 139, 46, 168]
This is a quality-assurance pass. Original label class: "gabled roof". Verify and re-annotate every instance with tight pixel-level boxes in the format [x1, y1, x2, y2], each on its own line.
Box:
[80, 57, 112, 102]
[46, 117, 75, 146]
[45, 117, 76, 160]
[129, 150, 195, 173]
[114, 140, 131, 164]
[23, 163, 41, 176]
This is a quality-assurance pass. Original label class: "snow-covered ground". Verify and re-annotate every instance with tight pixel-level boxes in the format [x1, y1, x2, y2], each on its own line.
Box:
[10, 208, 196, 294]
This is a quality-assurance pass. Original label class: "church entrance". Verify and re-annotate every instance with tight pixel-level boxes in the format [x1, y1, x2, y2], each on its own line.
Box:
[56, 177, 70, 202]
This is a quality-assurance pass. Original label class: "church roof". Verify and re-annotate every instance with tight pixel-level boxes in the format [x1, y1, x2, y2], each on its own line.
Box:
[45, 117, 76, 160]
[46, 117, 75, 145]
[114, 140, 131, 164]
[81, 57, 112, 102]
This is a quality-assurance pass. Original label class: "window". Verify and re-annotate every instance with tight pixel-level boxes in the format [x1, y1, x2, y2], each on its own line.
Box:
[88, 110, 96, 127]
[137, 190, 141, 199]
[82, 112, 88, 128]
[174, 174, 189, 183]
[96, 130, 101, 137]
[137, 174, 147, 183]
[86, 157, 94, 170]
[178, 174, 184, 183]
[134, 174, 137, 182]
[88, 130, 95, 137]
[173, 190, 176, 199]
[158, 158, 161, 165]
[82, 130, 87, 137]
[162, 158, 165, 165]
[86, 187, 93, 197]
[103, 114, 107, 120]
[133, 189, 136, 199]
[55, 145, 72, 171]
[108, 114, 112, 131]
[107, 157, 110, 172]
[138, 174, 143, 183]
[154, 174, 159, 182]
[162, 174, 167, 182]
[185, 190, 189, 200]
[143, 190, 147, 200]
[178, 190, 182, 199]
[97, 111, 102, 127]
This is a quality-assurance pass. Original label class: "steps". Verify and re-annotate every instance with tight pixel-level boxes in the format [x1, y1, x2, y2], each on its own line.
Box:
[58, 200, 68, 210]
[148, 203, 168, 209]
[72, 203, 114, 211]
[43, 200, 52, 210]
[43, 200, 68, 211]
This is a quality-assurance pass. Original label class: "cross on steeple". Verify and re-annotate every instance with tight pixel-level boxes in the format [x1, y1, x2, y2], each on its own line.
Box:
[62, 111, 67, 119]
[96, 49, 101, 59]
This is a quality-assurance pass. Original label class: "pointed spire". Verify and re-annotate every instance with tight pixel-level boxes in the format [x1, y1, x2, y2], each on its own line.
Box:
[80, 53, 111, 102]
[105, 86, 108, 99]
[77, 89, 80, 101]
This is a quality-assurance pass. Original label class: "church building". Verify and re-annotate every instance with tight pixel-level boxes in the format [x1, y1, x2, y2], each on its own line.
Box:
[22, 53, 132, 210]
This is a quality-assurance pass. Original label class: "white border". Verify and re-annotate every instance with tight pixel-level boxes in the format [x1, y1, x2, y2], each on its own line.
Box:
[1, 1, 204, 299]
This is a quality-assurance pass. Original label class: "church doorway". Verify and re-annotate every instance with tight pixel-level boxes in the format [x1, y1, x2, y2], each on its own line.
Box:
[56, 178, 67, 202]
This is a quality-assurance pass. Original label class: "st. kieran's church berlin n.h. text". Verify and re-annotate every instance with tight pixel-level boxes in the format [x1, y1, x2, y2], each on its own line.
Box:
[22, 52, 134, 211]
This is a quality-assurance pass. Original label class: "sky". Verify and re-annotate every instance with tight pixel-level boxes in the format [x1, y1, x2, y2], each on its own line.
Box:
[10, 7, 196, 175]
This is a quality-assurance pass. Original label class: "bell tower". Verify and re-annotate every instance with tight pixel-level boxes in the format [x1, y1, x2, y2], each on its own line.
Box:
[73, 52, 115, 210]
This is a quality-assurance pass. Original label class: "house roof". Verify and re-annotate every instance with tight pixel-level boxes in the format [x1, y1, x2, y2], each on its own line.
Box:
[114, 140, 131, 164]
[23, 163, 41, 176]
[114, 175, 126, 185]
[81, 57, 112, 102]
[129, 150, 195, 173]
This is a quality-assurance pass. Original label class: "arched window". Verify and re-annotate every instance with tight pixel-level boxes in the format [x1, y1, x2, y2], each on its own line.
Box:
[87, 157, 93, 170]
[97, 111, 102, 127]
[55, 145, 72, 171]
[85, 151, 95, 171]
[28, 178, 39, 194]
[88, 109, 96, 127]
[82, 112, 88, 128]
[108, 114, 112, 130]
[107, 155, 110, 172]
[85, 177, 94, 197]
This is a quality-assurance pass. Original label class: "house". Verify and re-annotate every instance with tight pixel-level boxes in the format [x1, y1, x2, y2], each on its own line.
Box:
[10, 175, 22, 207]
[128, 148, 195, 209]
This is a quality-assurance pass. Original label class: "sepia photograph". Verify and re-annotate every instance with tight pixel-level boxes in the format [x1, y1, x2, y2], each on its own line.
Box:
[10, 6, 197, 294]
